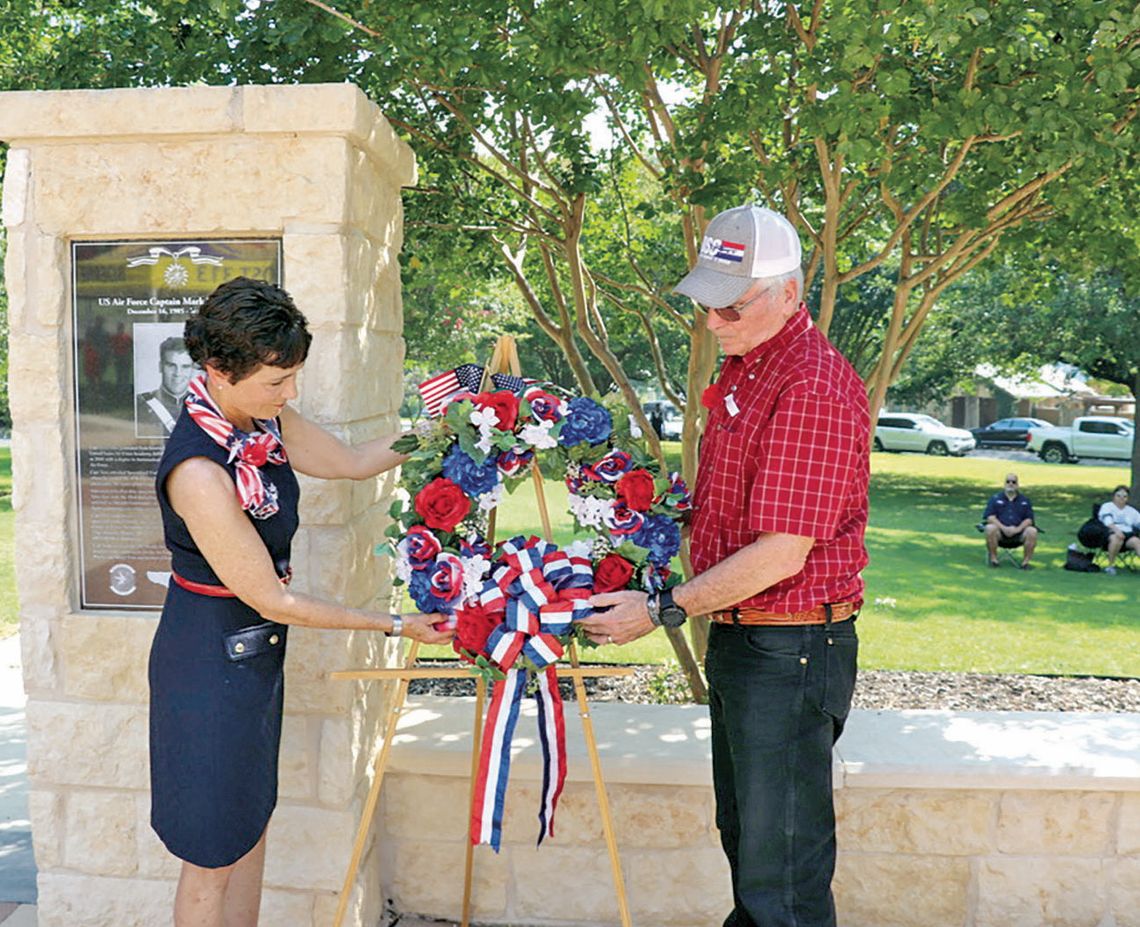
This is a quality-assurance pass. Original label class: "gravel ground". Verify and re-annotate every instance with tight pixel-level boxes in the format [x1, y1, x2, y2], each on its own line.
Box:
[408, 663, 1140, 712]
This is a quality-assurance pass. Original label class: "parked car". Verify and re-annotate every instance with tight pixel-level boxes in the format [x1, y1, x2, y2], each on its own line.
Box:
[969, 417, 1052, 448]
[874, 412, 976, 456]
[1025, 416, 1134, 464]
[642, 400, 682, 440]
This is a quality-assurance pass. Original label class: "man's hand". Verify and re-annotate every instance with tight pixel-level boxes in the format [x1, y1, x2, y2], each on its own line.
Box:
[580, 590, 657, 646]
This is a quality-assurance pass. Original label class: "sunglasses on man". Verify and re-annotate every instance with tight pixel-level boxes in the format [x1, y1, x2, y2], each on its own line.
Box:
[702, 286, 773, 322]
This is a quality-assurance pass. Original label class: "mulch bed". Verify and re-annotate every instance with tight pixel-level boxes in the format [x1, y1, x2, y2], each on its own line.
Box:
[407, 662, 1140, 712]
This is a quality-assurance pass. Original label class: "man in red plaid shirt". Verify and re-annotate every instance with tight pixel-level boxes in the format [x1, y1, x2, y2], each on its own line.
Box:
[584, 205, 869, 927]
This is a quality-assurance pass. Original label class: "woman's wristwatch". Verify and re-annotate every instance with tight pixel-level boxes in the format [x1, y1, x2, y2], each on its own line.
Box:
[387, 615, 403, 638]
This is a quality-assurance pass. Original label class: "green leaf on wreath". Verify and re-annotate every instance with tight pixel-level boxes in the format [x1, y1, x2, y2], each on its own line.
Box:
[456, 427, 484, 462]
[614, 541, 650, 565]
[391, 433, 419, 454]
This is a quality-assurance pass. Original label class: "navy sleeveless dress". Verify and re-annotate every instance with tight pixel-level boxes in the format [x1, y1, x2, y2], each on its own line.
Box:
[148, 410, 300, 868]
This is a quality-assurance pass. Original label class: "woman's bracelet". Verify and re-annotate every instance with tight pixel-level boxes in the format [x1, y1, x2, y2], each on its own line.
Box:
[387, 615, 403, 638]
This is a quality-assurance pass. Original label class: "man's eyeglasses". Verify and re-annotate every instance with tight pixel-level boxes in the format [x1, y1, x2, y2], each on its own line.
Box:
[703, 286, 772, 323]
[704, 297, 749, 323]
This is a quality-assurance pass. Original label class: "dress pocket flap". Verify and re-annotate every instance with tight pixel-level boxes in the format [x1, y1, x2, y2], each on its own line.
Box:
[223, 622, 287, 661]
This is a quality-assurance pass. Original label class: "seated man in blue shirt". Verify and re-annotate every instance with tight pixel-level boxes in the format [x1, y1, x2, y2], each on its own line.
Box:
[983, 473, 1038, 569]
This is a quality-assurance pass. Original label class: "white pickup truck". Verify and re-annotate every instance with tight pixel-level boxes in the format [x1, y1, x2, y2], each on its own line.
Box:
[1025, 416, 1135, 463]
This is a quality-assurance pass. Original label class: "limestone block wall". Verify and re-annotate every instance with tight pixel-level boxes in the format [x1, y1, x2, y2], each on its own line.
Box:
[0, 84, 416, 927]
[386, 699, 1140, 927]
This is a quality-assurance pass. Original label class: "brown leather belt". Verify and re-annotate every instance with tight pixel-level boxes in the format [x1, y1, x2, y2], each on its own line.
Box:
[709, 601, 860, 627]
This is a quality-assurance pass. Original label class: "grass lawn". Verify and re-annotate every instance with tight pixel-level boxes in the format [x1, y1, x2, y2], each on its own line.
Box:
[0, 442, 1135, 675]
[858, 453, 1136, 677]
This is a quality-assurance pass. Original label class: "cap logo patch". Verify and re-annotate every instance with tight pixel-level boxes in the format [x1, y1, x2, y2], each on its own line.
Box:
[700, 236, 746, 264]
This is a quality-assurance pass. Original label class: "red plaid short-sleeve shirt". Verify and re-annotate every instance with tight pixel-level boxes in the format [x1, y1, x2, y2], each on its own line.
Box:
[690, 306, 870, 612]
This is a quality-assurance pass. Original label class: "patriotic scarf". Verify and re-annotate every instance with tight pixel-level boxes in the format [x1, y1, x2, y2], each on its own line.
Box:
[469, 536, 594, 850]
[184, 374, 288, 520]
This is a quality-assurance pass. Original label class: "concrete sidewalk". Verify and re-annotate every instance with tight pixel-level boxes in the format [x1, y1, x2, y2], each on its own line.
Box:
[0, 633, 37, 924]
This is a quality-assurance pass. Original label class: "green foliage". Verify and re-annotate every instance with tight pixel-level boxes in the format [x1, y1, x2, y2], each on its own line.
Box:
[645, 659, 692, 704]
[4, 0, 1136, 420]
[0, 230, 8, 431]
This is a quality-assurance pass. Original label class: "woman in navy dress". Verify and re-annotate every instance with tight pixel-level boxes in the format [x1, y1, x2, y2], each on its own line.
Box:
[149, 277, 452, 926]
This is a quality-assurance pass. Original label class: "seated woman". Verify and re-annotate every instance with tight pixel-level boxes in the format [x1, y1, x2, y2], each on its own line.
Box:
[1098, 485, 1140, 575]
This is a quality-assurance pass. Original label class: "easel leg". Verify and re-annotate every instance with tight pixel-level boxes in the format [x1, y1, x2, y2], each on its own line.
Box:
[461, 677, 487, 927]
[568, 640, 633, 927]
[332, 640, 422, 927]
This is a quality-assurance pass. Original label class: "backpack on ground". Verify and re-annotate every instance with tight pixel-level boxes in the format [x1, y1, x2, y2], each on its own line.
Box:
[1063, 544, 1099, 573]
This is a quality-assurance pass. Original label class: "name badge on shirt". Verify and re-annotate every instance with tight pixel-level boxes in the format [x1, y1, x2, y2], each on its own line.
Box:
[725, 393, 740, 417]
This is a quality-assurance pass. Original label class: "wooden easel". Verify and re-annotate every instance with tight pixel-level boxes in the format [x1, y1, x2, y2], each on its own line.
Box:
[330, 337, 635, 927]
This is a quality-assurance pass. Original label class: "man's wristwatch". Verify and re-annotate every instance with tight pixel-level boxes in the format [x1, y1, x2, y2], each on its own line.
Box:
[648, 588, 687, 628]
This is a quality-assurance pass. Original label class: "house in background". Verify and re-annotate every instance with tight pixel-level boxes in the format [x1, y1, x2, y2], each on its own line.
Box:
[936, 365, 1135, 429]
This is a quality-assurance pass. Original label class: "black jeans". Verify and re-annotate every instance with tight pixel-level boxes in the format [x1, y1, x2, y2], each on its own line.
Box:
[705, 617, 858, 927]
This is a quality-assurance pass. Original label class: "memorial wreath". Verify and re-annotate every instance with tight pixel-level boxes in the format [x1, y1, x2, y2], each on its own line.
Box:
[386, 368, 691, 849]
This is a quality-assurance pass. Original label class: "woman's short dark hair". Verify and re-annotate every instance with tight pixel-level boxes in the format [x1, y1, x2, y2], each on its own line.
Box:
[1113, 485, 1130, 496]
[185, 277, 312, 382]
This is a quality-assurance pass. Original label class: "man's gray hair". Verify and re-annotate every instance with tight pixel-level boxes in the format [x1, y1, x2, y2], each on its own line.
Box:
[760, 267, 803, 302]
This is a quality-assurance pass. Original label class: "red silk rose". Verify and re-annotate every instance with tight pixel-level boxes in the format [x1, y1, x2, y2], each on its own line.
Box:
[701, 383, 724, 410]
[240, 441, 270, 467]
[475, 390, 520, 431]
[400, 525, 443, 569]
[616, 469, 656, 512]
[453, 601, 504, 659]
[414, 477, 472, 533]
[593, 553, 636, 593]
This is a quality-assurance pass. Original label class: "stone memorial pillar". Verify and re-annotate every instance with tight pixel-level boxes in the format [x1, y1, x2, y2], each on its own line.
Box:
[0, 83, 416, 927]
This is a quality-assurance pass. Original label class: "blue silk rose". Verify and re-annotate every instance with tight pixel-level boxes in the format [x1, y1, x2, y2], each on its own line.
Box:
[633, 514, 682, 566]
[558, 397, 613, 447]
[442, 444, 501, 496]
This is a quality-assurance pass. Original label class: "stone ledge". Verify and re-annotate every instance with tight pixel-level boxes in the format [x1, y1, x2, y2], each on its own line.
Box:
[839, 709, 1140, 792]
[391, 696, 1140, 792]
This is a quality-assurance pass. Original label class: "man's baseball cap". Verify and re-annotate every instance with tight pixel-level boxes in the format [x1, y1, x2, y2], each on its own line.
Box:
[673, 205, 802, 309]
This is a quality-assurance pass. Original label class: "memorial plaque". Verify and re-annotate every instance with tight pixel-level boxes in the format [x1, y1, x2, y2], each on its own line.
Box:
[72, 240, 283, 609]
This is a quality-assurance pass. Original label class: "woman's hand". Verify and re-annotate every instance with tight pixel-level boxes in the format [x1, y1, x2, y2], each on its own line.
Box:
[400, 613, 456, 645]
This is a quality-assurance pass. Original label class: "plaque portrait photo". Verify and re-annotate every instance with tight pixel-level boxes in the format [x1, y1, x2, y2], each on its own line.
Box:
[133, 323, 201, 439]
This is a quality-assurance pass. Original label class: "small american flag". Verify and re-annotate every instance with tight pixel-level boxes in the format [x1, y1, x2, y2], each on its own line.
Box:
[490, 373, 530, 394]
[418, 364, 485, 416]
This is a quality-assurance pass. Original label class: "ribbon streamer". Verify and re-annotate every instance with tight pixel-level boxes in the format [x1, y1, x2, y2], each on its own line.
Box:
[469, 536, 592, 850]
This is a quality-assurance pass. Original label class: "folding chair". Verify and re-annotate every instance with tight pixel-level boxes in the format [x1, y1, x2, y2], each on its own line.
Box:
[975, 521, 1041, 568]
[1077, 502, 1139, 573]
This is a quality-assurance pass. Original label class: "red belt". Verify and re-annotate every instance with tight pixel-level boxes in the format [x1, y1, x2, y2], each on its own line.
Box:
[171, 569, 292, 598]
[709, 601, 860, 626]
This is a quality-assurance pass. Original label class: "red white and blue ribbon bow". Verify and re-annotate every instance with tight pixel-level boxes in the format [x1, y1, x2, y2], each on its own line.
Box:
[470, 536, 594, 850]
[184, 375, 288, 520]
